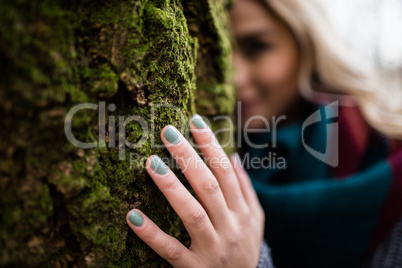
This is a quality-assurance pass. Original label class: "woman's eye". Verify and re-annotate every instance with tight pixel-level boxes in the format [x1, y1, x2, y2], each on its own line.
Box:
[243, 42, 273, 59]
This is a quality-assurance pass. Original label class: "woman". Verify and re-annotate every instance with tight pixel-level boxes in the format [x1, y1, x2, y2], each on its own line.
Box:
[126, 0, 402, 267]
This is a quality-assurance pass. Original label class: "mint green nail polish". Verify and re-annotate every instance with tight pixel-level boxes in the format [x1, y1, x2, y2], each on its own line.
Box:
[151, 156, 168, 175]
[192, 114, 206, 129]
[164, 126, 181, 144]
[129, 211, 144, 226]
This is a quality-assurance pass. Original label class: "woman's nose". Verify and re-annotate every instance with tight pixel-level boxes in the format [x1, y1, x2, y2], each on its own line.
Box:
[233, 53, 254, 97]
[234, 53, 249, 88]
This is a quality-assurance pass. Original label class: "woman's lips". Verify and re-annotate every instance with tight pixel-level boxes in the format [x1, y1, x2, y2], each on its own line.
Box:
[240, 100, 259, 115]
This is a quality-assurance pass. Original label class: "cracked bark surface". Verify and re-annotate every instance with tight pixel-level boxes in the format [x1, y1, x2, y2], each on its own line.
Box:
[0, 0, 233, 267]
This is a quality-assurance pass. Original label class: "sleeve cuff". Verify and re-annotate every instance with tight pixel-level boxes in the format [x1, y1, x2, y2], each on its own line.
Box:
[256, 240, 274, 268]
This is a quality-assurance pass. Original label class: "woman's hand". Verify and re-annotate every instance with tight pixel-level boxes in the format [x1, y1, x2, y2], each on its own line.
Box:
[126, 114, 265, 268]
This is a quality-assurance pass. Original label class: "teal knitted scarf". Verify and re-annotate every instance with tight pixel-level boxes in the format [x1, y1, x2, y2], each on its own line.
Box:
[240, 103, 402, 267]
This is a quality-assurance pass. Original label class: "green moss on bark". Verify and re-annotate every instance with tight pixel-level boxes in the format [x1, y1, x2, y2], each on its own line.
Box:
[0, 0, 234, 267]
[183, 0, 235, 153]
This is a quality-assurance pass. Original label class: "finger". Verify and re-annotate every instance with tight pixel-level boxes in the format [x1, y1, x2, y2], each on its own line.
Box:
[160, 125, 231, 229]
[145, 155, 217, 244]
[126, 209, 195, 268]
[189, 114, 248, 213]
[230, 153, 263, 216]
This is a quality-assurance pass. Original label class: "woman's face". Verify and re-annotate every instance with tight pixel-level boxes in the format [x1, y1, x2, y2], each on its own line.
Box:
[230, 0, 302, 129]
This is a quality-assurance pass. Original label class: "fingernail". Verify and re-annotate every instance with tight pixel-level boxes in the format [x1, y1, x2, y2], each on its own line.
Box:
[150, 156, 168, 175]
[163, 125, 181, 144]
[129, 211, 144, 226]
[192, 114, 206, 129]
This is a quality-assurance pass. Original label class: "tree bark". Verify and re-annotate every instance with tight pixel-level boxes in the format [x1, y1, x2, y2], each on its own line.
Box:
[0, 0, 233, 267]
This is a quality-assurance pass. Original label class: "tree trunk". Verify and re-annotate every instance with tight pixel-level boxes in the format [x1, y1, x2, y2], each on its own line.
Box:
[0, 0, 234, 267]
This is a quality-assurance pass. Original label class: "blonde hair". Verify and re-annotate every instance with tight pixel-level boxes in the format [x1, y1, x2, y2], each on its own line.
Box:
[261, 0, 402, 138]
